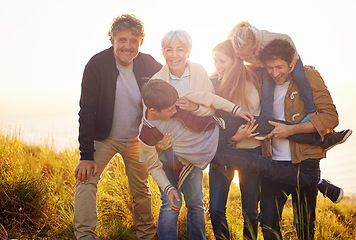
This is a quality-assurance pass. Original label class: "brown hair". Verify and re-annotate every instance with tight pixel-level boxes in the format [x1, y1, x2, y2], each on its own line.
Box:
[108, 14, 145, 39]
[213, 40, 235, 60]
[142, 79, 178, 112]
[211, 40, 236, 81]
[259, 39, 295, 65]
[217, 57, 261, 110]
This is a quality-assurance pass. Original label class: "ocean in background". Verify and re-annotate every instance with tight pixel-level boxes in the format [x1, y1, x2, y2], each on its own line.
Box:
[1, 85, 356, 196]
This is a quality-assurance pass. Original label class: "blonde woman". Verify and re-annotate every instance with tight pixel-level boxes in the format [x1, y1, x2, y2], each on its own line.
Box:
[230, 21, 316, 122]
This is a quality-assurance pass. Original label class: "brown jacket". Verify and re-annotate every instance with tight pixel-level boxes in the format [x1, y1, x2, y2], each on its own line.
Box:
[262, 66, 339, 163]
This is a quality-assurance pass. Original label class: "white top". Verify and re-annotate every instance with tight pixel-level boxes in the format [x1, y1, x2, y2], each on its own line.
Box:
[150, 118, 219, 170]
[169, 66, 190, 91]
[271, 80, 292, 161]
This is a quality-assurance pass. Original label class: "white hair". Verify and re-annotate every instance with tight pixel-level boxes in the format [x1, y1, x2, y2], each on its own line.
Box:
[161, 30, 192, 54]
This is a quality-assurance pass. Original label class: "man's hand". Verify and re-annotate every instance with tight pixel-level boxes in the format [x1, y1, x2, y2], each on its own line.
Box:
[168, 189, 180, 212]
[237, 109, 255, 122]
[156, 133, 173, 151]
[74, 160, 98, 183]
[176, 97, 199, 112]
[230, 119, 259, 142]
[267, 121, 295, 139]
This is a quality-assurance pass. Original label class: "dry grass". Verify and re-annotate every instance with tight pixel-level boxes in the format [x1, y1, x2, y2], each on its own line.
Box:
[0, 131, 355, 239]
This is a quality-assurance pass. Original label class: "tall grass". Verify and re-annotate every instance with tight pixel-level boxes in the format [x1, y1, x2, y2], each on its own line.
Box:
[0, 130, 355, 239]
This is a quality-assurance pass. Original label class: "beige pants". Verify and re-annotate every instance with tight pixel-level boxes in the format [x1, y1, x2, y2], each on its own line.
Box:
[73, 137, 156, 239]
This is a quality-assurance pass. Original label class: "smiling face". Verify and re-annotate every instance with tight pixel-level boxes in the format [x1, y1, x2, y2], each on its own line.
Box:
[265, 57, 292, 85]
[213, 50, 234, 79]
[111, 29, 143, 66]
[163, 41, 190, 77]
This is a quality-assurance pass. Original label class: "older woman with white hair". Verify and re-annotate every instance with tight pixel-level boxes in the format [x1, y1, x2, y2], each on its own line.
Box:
[149, 30, 214, 240]
[152, 30, 213, 94]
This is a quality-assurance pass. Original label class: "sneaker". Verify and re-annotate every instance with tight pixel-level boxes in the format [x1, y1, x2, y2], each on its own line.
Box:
[320, 129, 352, 150]
[317, 179, 344, 203]
[254, 134, 268, 140]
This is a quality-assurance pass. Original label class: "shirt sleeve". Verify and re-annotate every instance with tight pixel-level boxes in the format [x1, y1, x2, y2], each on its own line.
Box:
[138, 139, 175, 194]
[306, 67, 339, 137]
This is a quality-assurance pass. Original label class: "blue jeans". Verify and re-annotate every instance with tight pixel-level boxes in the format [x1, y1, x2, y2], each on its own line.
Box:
[209, 147, 261, 240]
[229, 116, 324, 146]
[261, 57, 316, 117]
[158, 161, 205, 240]
[259, 159, 320, 240]
[209, 164, 232, 240]
[211, 117, 319, 190]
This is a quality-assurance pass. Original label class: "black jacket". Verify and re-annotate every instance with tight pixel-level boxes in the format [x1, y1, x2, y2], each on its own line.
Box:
[78, 47, 162, 160]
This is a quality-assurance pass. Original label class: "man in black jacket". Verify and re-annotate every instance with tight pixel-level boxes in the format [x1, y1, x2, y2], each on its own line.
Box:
[74, 14, 162, 239]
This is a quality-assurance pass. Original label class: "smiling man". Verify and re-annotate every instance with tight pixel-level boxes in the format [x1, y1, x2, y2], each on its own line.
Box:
[74, 14, 162, 239]
[258, 39, 342, 240]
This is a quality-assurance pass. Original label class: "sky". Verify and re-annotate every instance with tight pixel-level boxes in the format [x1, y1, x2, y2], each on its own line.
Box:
[1, 0, 356, 193]
[1, 0, 355, 105]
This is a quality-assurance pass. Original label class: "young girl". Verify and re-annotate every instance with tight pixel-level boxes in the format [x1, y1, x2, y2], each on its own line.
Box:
[230, 21, 315, 122]
[209, 39, 262, 240]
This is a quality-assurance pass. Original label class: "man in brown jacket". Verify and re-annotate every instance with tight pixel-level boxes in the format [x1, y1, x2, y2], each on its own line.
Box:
[258, 39, 345, 240]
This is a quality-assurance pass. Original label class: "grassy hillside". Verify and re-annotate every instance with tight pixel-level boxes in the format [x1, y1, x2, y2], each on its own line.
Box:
[0, 131, 355, 239]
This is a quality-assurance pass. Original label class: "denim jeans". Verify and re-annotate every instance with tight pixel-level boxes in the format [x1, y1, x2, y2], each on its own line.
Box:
[224, 116, 324, 146]
[260, 57, 316, 117]
[209, 164, 233, 240]
[158, 161, 205, 240]
[211, 117, 319, 190]
[209, 147, 261, 240]
[259, 159, 320, 240]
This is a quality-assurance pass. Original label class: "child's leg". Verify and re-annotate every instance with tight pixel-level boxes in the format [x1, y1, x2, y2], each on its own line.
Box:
[260, 69, 275, 117]
[226, 115, 350, 150]
[181, 167, 205, 239]
[224, 116, 323, 146]
[158, 160, 181, 240]
[255, 115, 324, 145]
[292, 57, 317, 119]
[215, 138, 319, 189]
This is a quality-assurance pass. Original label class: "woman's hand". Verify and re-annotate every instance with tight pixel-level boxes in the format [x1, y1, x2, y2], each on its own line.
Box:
[176, 97, 199, 112]
[230, 119, 259, 142]
[237, 109, 255, 122]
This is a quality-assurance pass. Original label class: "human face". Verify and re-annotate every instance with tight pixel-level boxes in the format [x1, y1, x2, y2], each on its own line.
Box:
[151, 104, 177, 120]
[265, 58, 292, 85]
[163, 41, 190, 78]
[111, 29, 143, 66]
[213, 50, 234, 79]
[234, 43, 255, 63]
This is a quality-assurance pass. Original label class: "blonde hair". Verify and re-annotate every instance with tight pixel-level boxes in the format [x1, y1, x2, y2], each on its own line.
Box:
[217, 57, 261, 110]
[230, 21, 259, 52]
